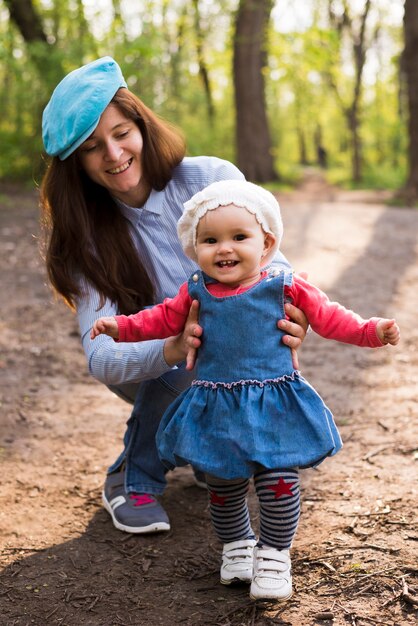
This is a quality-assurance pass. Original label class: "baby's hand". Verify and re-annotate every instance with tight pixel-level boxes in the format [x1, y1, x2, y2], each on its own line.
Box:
[376, 319, 400, 345]
[91, 316, 119, 340]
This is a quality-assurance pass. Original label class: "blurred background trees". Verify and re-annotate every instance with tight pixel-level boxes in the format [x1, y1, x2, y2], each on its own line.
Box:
[1, 0, 416, 200]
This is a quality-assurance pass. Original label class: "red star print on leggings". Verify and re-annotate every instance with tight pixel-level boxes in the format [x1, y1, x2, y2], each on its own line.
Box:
[210, 490, 226, 505]
[266, 477, 296, 499]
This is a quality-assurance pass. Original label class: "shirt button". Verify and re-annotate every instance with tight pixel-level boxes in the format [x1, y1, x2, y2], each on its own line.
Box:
[192, 273, 199, 282]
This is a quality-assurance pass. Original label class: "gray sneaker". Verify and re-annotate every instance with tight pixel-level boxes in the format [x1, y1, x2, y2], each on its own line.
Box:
[102, 471, 170, 534]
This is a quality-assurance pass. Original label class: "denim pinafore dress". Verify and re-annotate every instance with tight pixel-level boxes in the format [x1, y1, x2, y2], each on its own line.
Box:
[156, 269, 342, 479]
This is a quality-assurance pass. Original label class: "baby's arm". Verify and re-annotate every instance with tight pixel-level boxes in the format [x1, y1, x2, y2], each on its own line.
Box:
[91, 282, 192, 343]
[289, 276, 400, 348]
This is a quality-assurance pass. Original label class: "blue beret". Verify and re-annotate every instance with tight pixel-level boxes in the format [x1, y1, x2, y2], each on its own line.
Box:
[42, 56, 127, 160]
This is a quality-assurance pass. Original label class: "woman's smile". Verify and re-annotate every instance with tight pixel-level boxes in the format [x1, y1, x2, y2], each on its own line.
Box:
[107, 157, 133, 175]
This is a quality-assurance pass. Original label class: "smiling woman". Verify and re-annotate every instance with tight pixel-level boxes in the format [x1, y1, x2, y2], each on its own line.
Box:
[77, 105, 148, 208]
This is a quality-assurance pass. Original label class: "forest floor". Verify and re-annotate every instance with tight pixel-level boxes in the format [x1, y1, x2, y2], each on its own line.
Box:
[0, 170, 417, 626]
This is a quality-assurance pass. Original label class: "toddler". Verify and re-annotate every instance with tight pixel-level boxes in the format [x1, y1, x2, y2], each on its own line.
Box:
[92, 180, 400, 602]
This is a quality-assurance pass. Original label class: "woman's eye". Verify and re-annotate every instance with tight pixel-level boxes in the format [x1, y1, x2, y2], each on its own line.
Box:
[117, 130, 129, 139]
[83, 144, 97, 153]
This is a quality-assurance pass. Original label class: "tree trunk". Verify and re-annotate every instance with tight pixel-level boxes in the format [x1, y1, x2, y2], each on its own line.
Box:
[350, 0, 370, 182]
[347, 103, 362, 182]
[4, 0, 63, 80]
[295, 96, 308, 165]
[4, 0, 47, 43]
[327, 0, 370, 183]
[192, 0, 215, 124]
[233, 0, 278, 182]
[297, 127, 308, 166]
[403, 0, 418, 203]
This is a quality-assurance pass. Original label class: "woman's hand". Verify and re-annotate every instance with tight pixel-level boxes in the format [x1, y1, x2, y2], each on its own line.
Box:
[278, 302, 309, 369]
[183, 300, 203, 369]
[163, 300, 202, 370]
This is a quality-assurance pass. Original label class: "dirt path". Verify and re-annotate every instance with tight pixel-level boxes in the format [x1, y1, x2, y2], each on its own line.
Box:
[0, 175, 417, 626]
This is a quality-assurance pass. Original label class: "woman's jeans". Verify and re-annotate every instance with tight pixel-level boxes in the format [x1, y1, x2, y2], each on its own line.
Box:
[107, 365, 194, 495]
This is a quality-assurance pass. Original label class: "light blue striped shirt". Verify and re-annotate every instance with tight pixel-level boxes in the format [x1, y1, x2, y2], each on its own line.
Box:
[76, 156, 290, 400]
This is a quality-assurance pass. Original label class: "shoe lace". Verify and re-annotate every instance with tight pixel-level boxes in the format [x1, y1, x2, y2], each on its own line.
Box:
[130, 494, 155, 507]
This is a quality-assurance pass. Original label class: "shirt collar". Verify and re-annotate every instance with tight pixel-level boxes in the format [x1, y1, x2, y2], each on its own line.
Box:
[114, 188, 164, 218]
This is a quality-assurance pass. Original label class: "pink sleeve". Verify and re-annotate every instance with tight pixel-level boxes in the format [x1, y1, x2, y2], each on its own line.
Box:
[116, 282, 193, 342]
[285, 276, 384, 348]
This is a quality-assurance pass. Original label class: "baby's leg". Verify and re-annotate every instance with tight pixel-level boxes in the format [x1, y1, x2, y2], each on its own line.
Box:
[205, 475, 255, 542]
[254, 468, 300, 548]
[205, 475, 256, 585]
[250, 468, 300, 602]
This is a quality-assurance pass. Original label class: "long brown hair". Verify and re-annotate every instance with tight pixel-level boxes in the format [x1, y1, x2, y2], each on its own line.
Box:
[40, 89, 186, 314]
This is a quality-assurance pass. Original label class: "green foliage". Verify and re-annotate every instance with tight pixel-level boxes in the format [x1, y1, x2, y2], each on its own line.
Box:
[327, 163, 406, 191]
[265, 164, 304, 190]
[0, 0, 408, 191]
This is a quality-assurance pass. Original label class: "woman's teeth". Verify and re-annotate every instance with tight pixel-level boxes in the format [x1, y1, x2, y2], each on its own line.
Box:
[108, 159, 132, 175]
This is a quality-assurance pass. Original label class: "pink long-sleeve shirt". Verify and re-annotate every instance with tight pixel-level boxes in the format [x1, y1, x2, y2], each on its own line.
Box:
[115, 272, 384, 348]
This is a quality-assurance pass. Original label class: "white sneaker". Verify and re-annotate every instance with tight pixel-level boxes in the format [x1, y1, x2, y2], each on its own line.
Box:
[220, 539, 257, 585]
[250, 546, 292, 601]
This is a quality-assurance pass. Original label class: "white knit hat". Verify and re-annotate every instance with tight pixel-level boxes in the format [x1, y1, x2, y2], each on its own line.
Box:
[178, 179, 283, 263]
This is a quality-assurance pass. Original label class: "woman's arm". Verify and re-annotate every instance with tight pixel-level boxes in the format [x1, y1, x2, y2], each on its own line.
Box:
[77, 279, 188, 386]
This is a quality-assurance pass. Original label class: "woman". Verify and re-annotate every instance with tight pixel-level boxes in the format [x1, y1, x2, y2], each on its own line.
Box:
[40, 57, 307, 534]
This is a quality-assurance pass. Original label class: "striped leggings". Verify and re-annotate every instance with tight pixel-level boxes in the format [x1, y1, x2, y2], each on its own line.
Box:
[206, 468, 300, 549]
